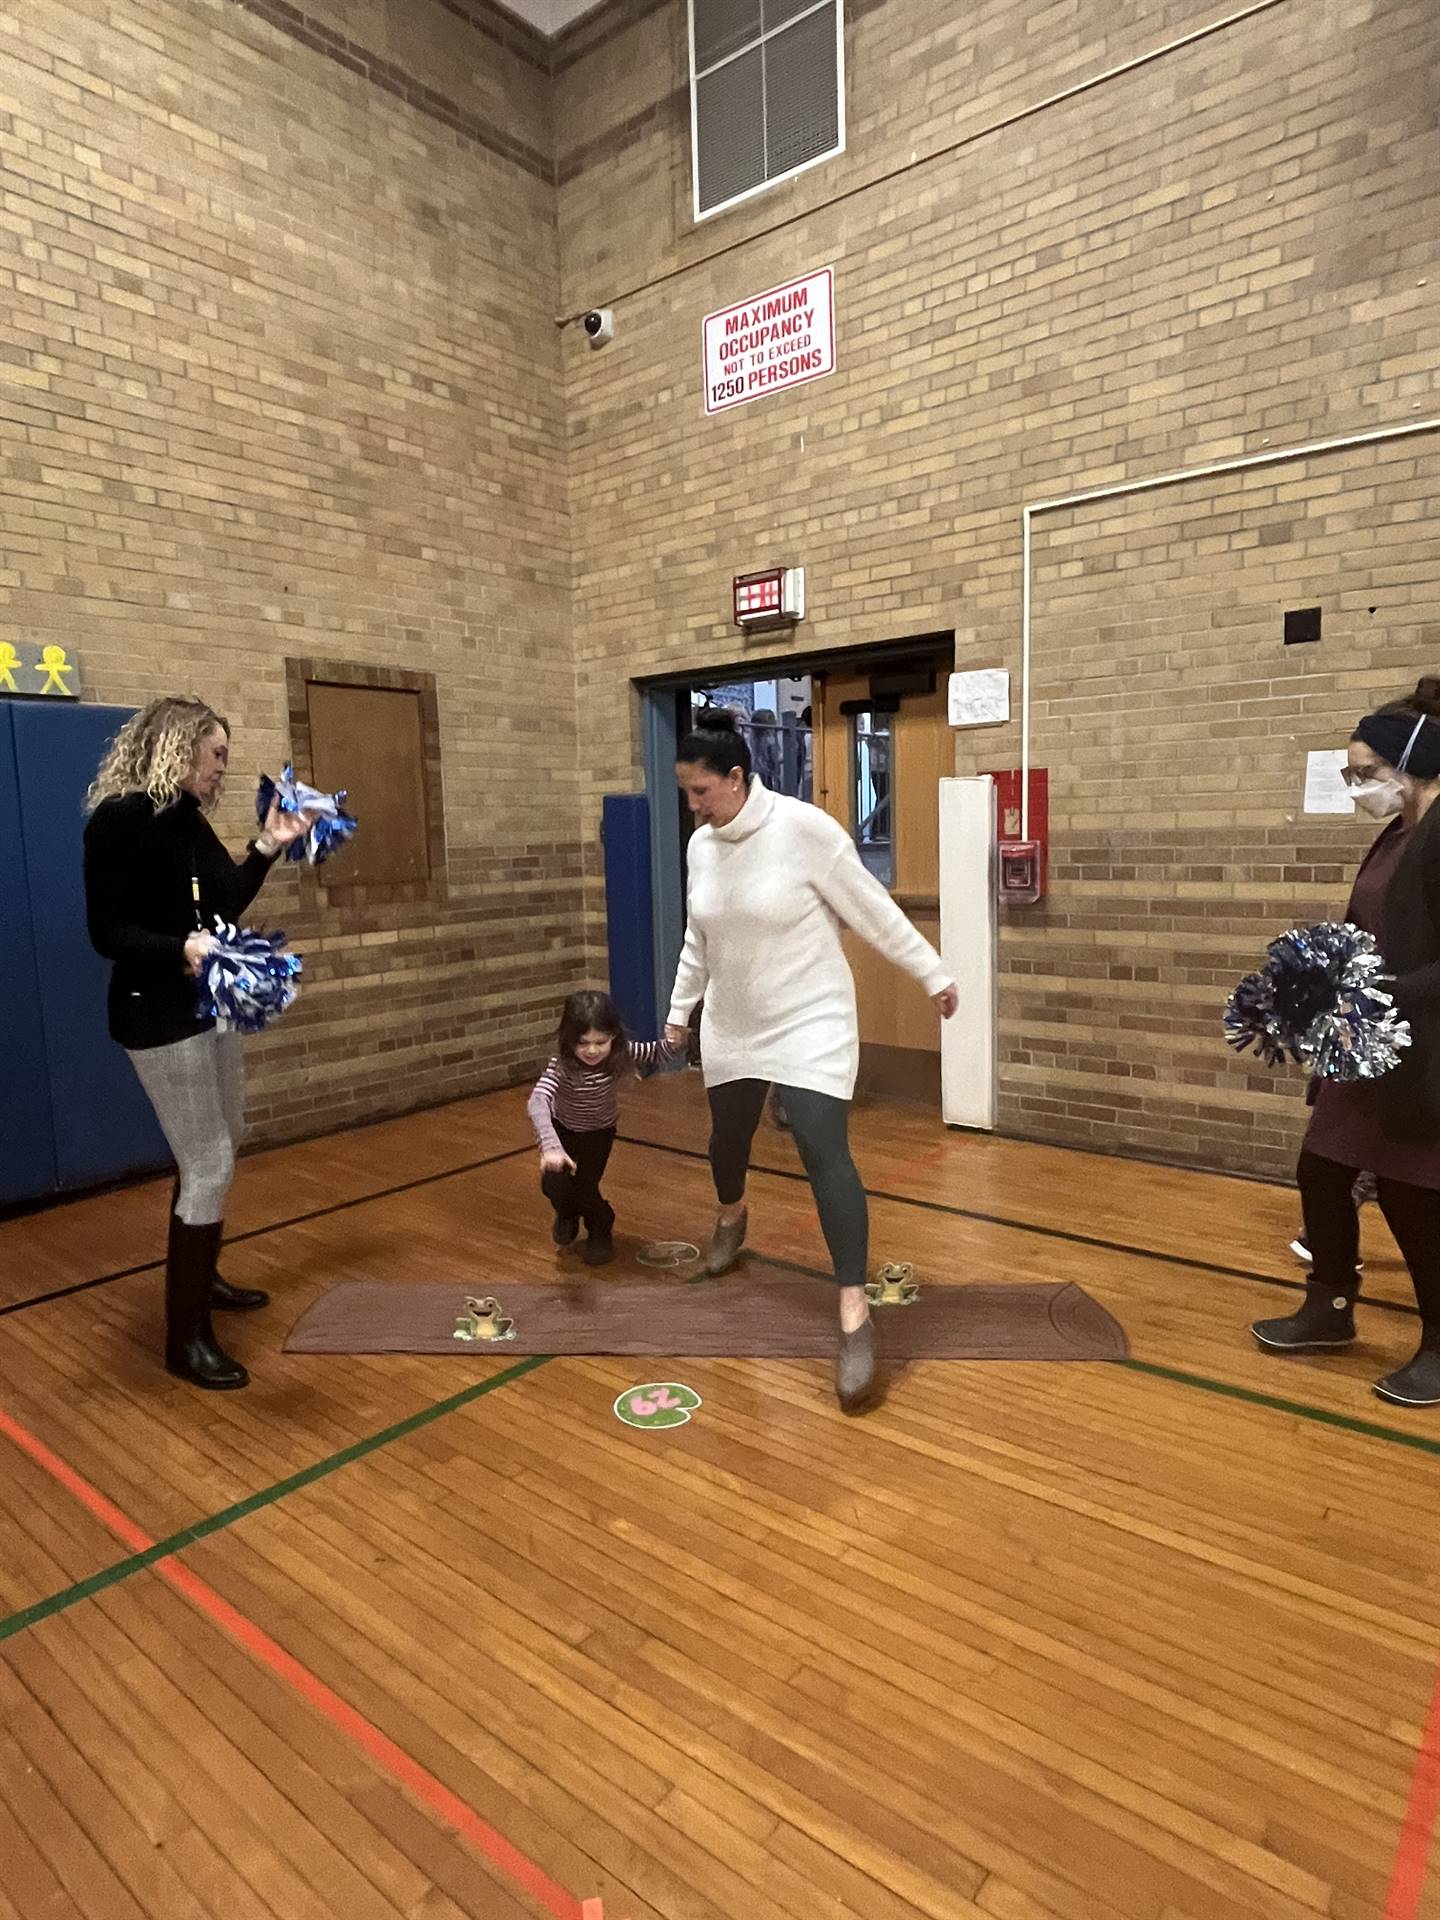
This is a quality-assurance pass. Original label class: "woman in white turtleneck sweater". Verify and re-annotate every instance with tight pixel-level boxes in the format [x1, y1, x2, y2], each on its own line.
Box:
[664, 712, 957, 1412]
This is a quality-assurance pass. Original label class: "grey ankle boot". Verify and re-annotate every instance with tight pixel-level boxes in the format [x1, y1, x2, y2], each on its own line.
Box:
[705, 1207, 748, 1276]
[835, 1316, 879, 1413]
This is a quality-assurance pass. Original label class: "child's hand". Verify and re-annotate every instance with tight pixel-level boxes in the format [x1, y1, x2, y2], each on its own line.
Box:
[541, 1150, 577, 1175]
[664, 1024, 689, 1049]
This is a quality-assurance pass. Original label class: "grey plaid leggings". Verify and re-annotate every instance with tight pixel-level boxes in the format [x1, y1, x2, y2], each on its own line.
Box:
[125, 1028, 245, 1225]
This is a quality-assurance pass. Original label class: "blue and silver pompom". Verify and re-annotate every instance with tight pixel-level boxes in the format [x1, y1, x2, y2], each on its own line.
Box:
[200, 923, 302, 1034]
[1224, 921, 1411, 1082]
[256, 765, 357, 865]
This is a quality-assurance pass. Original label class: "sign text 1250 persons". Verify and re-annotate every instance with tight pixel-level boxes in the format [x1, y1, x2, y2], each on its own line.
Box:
[702, 268, 836, 416]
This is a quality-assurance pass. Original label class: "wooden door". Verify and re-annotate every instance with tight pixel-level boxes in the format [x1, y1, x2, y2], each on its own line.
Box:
[813, 672, 950, 1101]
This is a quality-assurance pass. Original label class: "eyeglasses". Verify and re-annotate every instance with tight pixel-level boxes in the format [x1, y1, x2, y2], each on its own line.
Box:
[1340, 762, 1388, 789]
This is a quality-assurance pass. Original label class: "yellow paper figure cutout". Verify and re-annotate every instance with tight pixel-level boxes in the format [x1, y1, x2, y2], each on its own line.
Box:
[0, 643, 18, 694]
[36, 645, 73, 695]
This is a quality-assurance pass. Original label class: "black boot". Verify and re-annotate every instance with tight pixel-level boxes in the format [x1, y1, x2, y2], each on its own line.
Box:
[541, 1167, 581, 1251]
[165, 1216, 249, 1389]
[580, 1199, 615, 1267]
[172, 1178, 267, 1311]
[1374, 1331, 1440, 1407]
[1252, 1281, 1358, 1353]
[210, 1272, 269, 1312]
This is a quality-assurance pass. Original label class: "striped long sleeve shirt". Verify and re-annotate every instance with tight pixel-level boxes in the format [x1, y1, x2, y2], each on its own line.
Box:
[527, 1038, 686, 1156]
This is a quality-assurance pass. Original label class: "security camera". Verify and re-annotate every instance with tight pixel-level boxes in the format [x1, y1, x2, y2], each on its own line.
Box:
[583, 308, 614, 348]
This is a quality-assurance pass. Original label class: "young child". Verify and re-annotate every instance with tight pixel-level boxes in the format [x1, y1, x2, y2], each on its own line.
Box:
[528, 990, 686, 1265]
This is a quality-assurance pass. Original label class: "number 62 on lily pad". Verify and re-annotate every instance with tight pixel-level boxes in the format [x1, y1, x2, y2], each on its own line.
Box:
[613, 1382, 702, 1430]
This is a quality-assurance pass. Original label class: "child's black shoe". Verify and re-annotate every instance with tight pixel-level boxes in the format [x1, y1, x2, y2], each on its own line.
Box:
[553, 1215, 580, 1248]
[581, 1235, 614, 1267]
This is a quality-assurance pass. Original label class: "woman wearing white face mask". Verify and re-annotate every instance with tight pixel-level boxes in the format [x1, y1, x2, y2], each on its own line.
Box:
[1253, 678, 1440, 1405]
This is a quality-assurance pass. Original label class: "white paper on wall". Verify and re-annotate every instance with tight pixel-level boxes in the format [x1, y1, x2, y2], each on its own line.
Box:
[1303, 749, 1354, 816]
[948, 669, 1010, 729]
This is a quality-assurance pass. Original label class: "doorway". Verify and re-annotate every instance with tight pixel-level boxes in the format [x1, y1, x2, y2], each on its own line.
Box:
[690, 674, 813, 802]
[638, 634, 954, 1105]
[678, 674, 814, 882]
[812, 665, 950, 1103]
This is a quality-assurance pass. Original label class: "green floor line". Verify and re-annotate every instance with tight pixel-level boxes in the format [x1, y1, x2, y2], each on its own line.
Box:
[0, 1353, 552, 1646]
[1119, 1357, 1440, 1457]
[7, 1344, 1437, 1652]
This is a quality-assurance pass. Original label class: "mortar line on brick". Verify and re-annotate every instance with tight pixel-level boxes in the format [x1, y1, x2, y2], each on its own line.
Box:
[223, 0, 556, 183]
[555, 0, 1291, 317]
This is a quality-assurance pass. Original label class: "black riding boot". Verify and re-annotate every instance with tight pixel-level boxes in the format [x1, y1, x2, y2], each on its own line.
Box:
[164, 1215, 249, 1389]
[171, 1177, 267, 1311]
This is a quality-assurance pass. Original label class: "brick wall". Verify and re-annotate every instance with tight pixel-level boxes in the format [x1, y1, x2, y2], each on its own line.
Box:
[1001, 442, 1439, 1168]
[553, 0, 1440, 1176]
[2, 0, 583, 1143]
[7, 0, 1438, 1174]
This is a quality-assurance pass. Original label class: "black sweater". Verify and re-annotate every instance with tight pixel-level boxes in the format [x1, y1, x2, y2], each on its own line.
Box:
[83, 792, 278, 1049]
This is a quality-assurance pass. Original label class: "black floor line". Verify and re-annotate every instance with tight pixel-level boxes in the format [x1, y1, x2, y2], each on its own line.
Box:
[616, 1133, 1421, 1320]
[0, 1144, 534, 1319]
[5, 1128, 1418, 1327]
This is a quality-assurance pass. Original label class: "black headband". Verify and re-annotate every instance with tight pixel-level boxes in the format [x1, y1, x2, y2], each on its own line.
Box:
[1353, 711, 1440, 781]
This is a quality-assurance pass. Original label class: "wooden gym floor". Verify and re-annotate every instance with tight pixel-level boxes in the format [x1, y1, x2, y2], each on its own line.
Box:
[0, 1074, 1437, 1920]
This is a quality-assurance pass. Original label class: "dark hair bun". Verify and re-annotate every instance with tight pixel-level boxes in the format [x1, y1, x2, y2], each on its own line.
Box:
[1412, 676, 1440, 717]
[695, 708, 739, 734]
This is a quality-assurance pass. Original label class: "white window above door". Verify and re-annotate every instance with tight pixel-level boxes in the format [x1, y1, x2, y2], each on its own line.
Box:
[689, 0, 845, 222]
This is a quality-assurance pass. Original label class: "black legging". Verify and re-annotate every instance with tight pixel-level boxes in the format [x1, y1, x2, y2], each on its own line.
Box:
[541, 1124, 615, 1238]
[708, 1080, 868, 1288]
[1299, 1149, 1440, 1341]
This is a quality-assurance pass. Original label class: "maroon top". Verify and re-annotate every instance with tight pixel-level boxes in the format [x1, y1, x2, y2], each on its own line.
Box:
[1303, 820, 1440, 1189]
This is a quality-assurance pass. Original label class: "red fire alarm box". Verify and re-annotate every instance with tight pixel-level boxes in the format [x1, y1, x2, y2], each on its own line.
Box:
[982, 768, 1047, 905]
[999, 840, 1042, 903]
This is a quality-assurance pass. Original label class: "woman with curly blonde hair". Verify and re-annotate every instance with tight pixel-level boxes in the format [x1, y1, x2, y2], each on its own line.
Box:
[83, 696, 311, 1390]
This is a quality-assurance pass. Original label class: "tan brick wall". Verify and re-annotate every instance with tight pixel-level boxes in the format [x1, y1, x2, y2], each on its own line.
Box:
[8, 0, 1439, 1176]
[1, 0, 582, 1143]
[553, 0, 1440, 1176]
[1003, 441, 1440, 1170]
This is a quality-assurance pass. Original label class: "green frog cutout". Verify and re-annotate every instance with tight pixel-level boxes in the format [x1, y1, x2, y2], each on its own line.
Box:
[452, 1296, 515, 1342]
[865, 1261, 919, 1307]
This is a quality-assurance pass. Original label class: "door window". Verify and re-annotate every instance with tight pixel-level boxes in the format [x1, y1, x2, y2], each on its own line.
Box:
[850, 709, 894, 886]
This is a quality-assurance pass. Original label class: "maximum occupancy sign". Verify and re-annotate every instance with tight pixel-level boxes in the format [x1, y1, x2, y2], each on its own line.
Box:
[702, 266, 836, 415]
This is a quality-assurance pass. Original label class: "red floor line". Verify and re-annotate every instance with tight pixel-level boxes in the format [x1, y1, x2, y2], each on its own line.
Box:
[156, 1557, 584, 1920]
[1386, 1655, 1440, 1920]
[0, 1403, 603, 1920]
[0, 1404, 156, 1555]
